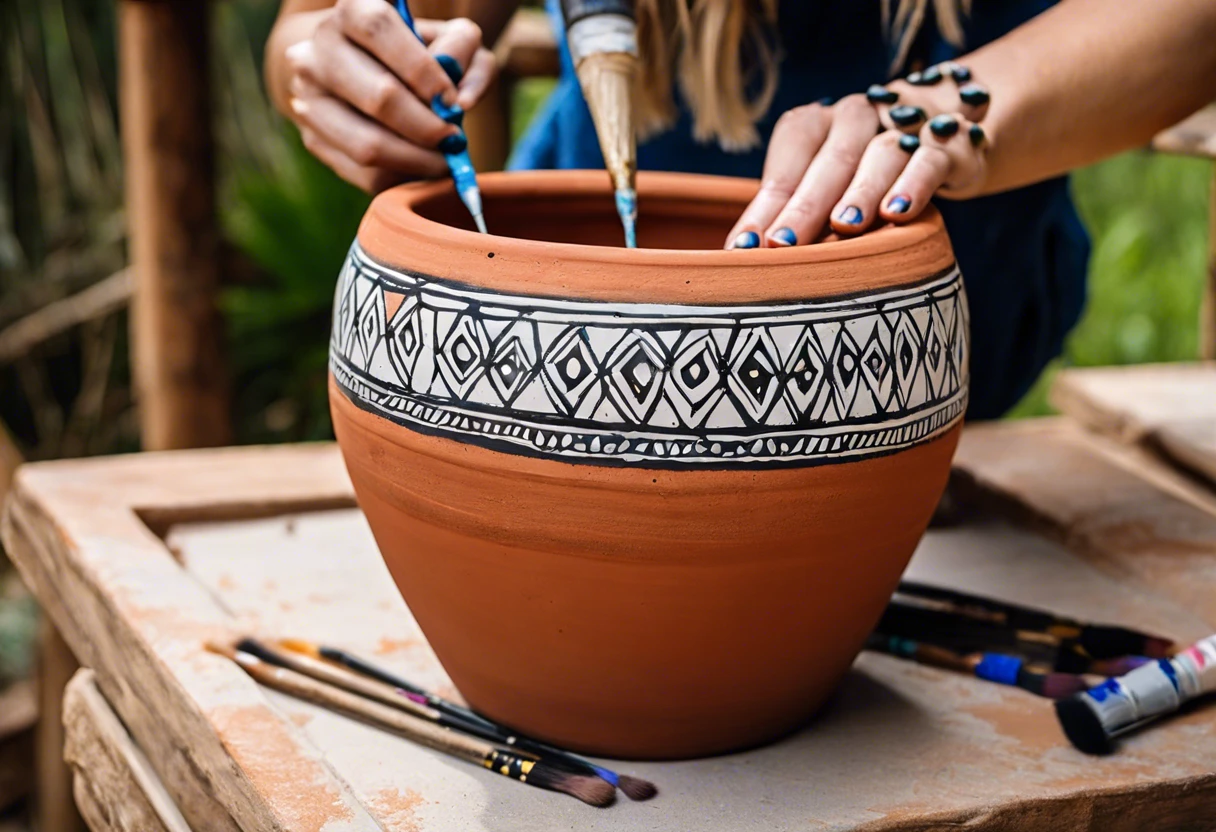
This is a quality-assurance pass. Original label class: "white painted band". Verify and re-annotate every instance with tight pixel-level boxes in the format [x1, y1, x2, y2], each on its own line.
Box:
[568, 15, 637, 65]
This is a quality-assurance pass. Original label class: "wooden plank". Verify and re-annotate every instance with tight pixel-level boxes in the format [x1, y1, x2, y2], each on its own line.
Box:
[1152, 104, 1216, 159]
[954, 418, 1216, 625]
[1051, 363, 1216, 485]
[36, 623, 85, 832]
[64, 669, 191, 832]
[2, 446, 367, 832]
[1157, 418, 1216, 486]
[0, 680, 36, 812]
[119, 0, 230, 451]
[4, 441, 1216, 829]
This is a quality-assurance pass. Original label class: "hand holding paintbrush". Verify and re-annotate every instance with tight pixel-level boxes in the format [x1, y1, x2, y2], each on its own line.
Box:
[270, 0, 490, 230]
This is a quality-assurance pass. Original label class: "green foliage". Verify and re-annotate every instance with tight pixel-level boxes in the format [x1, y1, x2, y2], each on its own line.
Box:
[1008, 153, 1210, 417]
[0, 577, 37, 685]
[221, 131, 370, 442]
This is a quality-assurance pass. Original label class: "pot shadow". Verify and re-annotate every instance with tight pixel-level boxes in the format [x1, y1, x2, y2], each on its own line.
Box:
[472, 663, 941, 832]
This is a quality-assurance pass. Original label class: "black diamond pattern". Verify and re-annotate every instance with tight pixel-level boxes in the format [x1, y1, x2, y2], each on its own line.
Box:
[331, 246, 968, 465]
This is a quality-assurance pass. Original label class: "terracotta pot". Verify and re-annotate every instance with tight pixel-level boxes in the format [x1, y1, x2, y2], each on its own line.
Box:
[330, 170, 968, 759]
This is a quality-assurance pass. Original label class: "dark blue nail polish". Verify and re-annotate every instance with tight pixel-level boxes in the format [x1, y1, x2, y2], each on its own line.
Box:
[959, 84, 991, 107]
[732, 231, 760, 250]
[866, 84, 899, 105]
[817, 96, 835, 107]
[909, 66, 942, 85]
[889, 105, 926, 127]
[837, 206, 863, 226]
[437, 132, 467, 154]
[434, 53, 464, 84]
[888, 195, 912, 214]
[770, 227, 798, 247]
[929, 114, 960, 138]
[431, 95, 465, 126]
[949, 65, 972, 83]
[969, 123, 986, 147]
[898, 134, 921, 154]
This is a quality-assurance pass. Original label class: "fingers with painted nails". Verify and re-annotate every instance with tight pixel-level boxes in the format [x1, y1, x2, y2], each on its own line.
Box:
[726, 95, 990, 249]
[281, 0, 496, 193]
[728, 94, 881, 249]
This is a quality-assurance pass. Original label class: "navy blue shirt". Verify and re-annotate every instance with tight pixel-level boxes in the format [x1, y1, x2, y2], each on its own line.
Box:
[509, 0, 1090, 418]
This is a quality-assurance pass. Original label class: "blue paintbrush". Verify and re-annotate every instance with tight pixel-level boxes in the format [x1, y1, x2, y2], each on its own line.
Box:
[391, 0, 487, 234]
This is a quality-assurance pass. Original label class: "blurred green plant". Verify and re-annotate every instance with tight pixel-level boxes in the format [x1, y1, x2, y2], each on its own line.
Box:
[1009, 153, 1210, 416]
[221, 131, 369, 442]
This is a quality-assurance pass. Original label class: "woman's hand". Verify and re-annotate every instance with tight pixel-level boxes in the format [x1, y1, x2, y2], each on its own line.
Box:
[725, 77, 990, 249]
[275, 0, 497, 193]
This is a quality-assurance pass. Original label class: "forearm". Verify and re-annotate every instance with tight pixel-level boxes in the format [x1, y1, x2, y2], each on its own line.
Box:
[961, 0, 1216, 194]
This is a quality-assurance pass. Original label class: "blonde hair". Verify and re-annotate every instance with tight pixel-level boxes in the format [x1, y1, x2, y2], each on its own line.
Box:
[633, 0, 970, 151]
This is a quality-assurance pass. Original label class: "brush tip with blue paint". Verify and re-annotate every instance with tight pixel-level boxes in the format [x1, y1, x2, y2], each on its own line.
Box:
[388, 0, 487, 234]
[614, 187, 637, 249]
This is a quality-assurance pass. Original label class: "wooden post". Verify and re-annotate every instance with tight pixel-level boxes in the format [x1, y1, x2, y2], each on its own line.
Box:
[120, 0, 230, 451]
[36, 623, 86, 832]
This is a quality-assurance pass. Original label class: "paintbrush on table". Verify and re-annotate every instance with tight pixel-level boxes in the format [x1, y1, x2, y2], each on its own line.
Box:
[271, 638, 657, 801]
[865, 633, 1088, 700]
[879, 600, 1154, 677]
[896, 581, 1175, 660]
[206, 641, 614, 807]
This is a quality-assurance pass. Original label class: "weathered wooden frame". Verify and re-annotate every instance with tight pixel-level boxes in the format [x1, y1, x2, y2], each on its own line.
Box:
[64, 669, 190, 832]
[2, 431, 1216, 829]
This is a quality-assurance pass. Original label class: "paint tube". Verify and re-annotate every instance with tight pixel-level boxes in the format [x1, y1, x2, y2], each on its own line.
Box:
[1057, 634, 1216, 753]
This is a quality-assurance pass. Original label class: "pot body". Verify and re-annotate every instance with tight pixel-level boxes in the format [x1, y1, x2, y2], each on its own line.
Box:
[329, 171, 969, 759]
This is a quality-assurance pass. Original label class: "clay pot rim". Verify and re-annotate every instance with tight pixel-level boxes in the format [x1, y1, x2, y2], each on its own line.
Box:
[356, 170, 955, 304]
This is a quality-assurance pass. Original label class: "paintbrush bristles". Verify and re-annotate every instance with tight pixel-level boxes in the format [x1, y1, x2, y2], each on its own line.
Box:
[576, 51, 637, 198]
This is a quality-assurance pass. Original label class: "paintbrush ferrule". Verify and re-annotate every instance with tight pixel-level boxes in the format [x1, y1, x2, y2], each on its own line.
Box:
[483, 749, 538, 781]
[566, 12, 637, 64]
[560, 0, 635, 27]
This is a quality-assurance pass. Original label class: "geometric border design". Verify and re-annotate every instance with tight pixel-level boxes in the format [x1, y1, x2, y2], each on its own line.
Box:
[331, 243, 969, 468]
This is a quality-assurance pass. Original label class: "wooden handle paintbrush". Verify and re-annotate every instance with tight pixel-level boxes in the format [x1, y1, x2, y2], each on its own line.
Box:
[205, 642, 614, 807]
[271, 637, 657, 801]
[895, 581, 1175, 660]
[560, 0, 638, 248]
[866, 633, 1088, 700]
